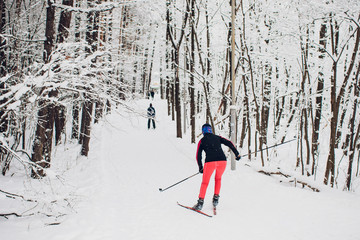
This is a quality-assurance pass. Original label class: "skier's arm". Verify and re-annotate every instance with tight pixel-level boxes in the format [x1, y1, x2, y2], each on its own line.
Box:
[196, 140, 204, 173]
[220, 137, 240, 158]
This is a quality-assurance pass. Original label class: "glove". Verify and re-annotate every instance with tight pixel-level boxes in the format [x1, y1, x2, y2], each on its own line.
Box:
[236, 155, 241, 161]
[199, 166, 203, 174]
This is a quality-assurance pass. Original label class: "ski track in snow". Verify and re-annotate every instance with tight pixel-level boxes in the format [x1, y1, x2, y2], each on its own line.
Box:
[1, 97, 360, 240]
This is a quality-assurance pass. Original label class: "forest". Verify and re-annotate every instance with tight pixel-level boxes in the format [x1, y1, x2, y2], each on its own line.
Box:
[0, 0, 359, 193]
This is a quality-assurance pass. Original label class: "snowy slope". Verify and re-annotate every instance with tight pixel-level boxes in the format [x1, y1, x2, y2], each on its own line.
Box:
[1, 97, 360, 240]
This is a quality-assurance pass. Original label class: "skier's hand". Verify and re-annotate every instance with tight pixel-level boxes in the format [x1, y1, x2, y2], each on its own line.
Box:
[236, 155, 241, 161]
[199, 166, 203, 174]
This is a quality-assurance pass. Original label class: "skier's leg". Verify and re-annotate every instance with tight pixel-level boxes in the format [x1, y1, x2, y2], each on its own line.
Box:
[152, 119, 156, 129]
[214, 161, 227, 196]
[199, 162, 216, 199]
[148, 118, 151, 129]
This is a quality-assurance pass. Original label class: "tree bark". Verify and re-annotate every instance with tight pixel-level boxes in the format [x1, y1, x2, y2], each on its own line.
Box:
[324, 16, 339, 186]
[0, 0, 7, 134]
[31, 91, 57, 178]
[80, 99, 93, 156]
[166, 0, 189, 138]
[345, 75, 359, 190]
[79, 0, 99, 156]
[54, 0, 74, 145]
[0, 0, 6, 77]
[189, 0, 196, 143]
[57, 0, 74, 43]
[312, 21, 326, 175]
[71, 99, 80, 139]
[324, 16, 360, 186]
[43, 0, 56, 63]
[54, 105, 66, 145]
[31, 0, 56, 178]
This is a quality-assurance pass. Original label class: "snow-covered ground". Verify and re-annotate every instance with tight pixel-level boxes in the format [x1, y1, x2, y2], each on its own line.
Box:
[1, 96, 360, 240]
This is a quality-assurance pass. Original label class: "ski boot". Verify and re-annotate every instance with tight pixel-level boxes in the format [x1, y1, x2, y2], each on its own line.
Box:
[212, 194, 220, 207]
[193, 198, 204, 210]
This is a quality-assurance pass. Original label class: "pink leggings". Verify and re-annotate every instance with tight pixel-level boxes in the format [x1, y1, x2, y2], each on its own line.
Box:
[198, 161, 227, 199]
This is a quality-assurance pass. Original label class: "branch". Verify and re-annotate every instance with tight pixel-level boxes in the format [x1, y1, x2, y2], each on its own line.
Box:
[0, 34, 45, 43]
[0, 213, 21, 219]
[258, 170, 320, 192]
[0, 141, 47, 179]
[344, 12, 360, 29]
[166, 24, 177, 49]
[53, 1, 129, 13]
[0, 189, 37, 202]
[166, 0, 189, 49]
[336, 27, 360, 109]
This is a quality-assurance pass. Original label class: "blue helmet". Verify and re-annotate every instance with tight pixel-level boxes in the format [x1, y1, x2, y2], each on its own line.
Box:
[202, 123, 212, 134]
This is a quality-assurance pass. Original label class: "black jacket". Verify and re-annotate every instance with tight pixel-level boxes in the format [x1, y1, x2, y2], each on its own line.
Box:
[147, 106, 155, 118]
[196, 133, 239, 169]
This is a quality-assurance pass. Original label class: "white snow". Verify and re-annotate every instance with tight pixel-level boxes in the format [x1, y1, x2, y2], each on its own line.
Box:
[1, 96, 360, 240]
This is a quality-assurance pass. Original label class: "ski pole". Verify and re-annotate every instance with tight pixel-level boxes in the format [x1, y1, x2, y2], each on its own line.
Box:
[159, 172, 200, 192]
[240, 138, 296, 158]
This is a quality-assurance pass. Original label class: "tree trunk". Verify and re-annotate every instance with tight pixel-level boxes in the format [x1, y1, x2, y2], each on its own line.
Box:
[43, 0, 56, 63]
[94, 101, 103, 124]
[260, 64, 271, 147]
[54, 0, 74, 145]
[54, 105, 66, 145]
[324, 17, 339, 186]
[312, 21, 327, 175]
[299, 26, 311, 175]
[80, 100, 93, 156]
[31, 0, 56, 178]
[324, 15, 360, 186]
[160, 55, 164, 99]
[72, 99, 80, 139]
[189, 0, 195, 143]
[0, 0, 6, 77]
[79, 0, 99, 156]
[345, 74, 359, 190]
[142, 46, 149, 95]
[166, 0, 188, 138]
[174, 50, 182, 138]
[148, 38, 156, 94]
[57, 0, 74, 43]
[324, 59, 338, 186]
[0, 0, 7, 134]
[31, 91, 57, 178]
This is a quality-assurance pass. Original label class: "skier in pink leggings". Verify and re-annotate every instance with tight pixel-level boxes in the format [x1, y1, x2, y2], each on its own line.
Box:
[193, 123, 241, 210]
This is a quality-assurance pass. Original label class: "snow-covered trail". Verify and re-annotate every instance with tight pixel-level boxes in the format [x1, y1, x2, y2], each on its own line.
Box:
[58, 97, 359, 240]
[2, 97, 360, 240]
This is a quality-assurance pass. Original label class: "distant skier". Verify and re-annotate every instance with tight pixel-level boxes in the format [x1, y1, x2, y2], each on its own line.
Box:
[150, 90, 155, 100]
[147, 103, 156, 129]
[193, 123, 241, 210]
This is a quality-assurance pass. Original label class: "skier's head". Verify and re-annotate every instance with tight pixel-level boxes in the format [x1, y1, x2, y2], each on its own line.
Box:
[150, 103, 152, 107]
[202, 123, 212, 134]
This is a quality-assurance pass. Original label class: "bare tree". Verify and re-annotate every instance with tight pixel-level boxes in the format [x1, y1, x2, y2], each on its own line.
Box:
[31, 0, 56, 178]
[311, 21, 327, 175]
[189, 0, 196, 143]
[345, 64, 360, 190]
[324, 15, 360, 186]
[54, 0, 74, 145]
[166, 0, 189, 138]
[79, 0, 100, 156]
[0, 0, 7, 133]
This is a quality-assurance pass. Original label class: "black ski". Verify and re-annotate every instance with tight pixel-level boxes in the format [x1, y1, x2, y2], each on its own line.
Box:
[177, 202, 212, 218]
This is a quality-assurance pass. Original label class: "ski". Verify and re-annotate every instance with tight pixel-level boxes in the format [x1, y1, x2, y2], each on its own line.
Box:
[177, 202, 212, 218]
